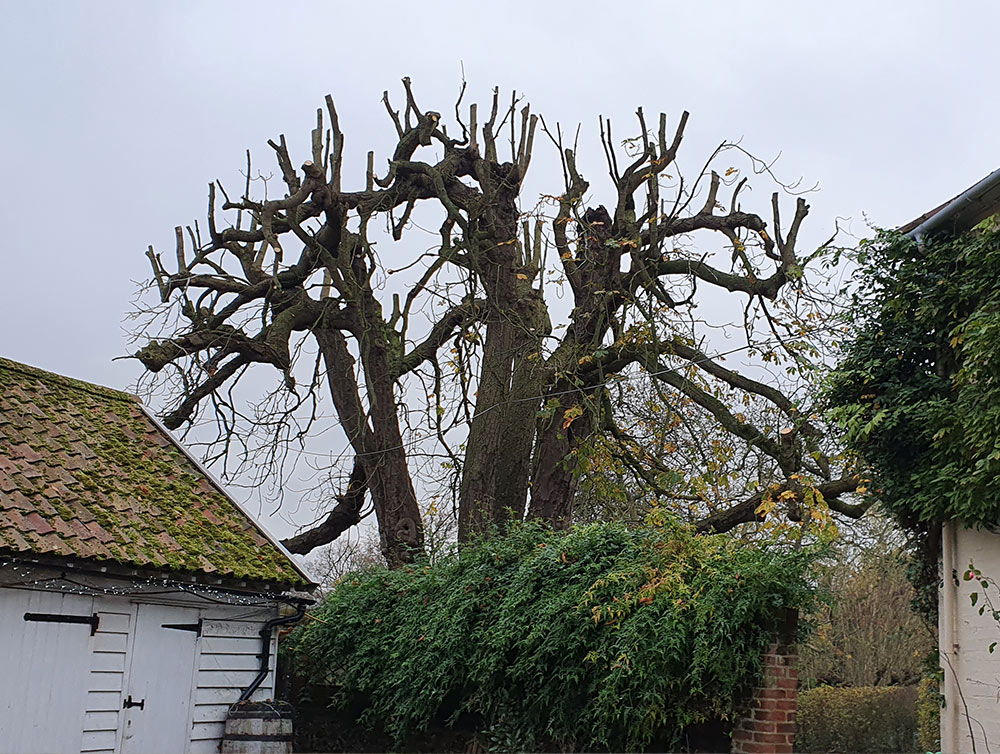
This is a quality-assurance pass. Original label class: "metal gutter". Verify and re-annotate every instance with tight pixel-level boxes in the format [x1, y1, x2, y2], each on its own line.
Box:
[1, 554, 303, 604]
[906, 166, 1000, 246]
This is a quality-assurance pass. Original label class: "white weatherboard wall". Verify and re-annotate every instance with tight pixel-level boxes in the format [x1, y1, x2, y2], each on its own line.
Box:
[190, 614, 280, 751]
[940, 522, 1000, 754]
[0, 581, 280, 754]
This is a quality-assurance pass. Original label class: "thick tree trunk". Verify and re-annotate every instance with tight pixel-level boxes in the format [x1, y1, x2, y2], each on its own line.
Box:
[314, 326, 423, 566]
[525, 206, 624, 529]
[458, 318, 516, 540]
[492, 344, 545, 521]
[356, 297, 424, 565]
[527, 390, 596, 528]
[458, 317, 546, 541]
[457, 162, 549, 542]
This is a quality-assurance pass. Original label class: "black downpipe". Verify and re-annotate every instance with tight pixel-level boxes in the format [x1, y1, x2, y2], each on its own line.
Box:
[238, 601, 307, 702]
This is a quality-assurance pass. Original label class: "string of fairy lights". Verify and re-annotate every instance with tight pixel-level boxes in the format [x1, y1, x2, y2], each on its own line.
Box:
[0, 560, 308, 608]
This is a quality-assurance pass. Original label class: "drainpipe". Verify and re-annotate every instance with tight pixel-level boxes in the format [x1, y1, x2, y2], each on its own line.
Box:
[906, 166, 1000, 248]
[940, 521, 959, 754]
[238, 601, 307, 703]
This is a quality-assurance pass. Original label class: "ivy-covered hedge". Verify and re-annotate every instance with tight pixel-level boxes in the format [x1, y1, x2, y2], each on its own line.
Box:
[284, 517, 816, 752]
[825, 224, 1000, 624]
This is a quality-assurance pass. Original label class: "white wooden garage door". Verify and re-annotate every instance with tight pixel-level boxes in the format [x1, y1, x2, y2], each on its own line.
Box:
[0, 588, 106, 753]
[120, 603, 200, 754]
[0, 590, 198, 754]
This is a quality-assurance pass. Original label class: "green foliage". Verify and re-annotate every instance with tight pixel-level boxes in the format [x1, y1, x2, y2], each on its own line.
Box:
[796, 685, 920, 753]
[826, 224, 1000, 528]
[284, 516, 817, 752]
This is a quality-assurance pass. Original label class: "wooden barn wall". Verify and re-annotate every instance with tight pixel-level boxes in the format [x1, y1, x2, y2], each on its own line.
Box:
[0, 572, 281, 754]
[189, 611, 279, 752]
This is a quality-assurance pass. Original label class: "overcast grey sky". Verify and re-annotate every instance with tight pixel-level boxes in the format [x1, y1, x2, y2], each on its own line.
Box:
[1, 1, 996, 540]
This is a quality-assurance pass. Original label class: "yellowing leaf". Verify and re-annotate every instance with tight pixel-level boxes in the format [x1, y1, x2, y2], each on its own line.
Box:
[562, 404, 584, 429]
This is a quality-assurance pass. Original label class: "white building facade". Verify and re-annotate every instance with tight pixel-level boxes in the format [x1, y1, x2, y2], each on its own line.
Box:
[939, 522, 1000, 754]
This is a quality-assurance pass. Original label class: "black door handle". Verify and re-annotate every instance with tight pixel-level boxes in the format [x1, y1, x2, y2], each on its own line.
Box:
[123, 695, 145, 710]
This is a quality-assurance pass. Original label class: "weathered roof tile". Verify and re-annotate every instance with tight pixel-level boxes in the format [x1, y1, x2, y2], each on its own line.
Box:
[5, 490, 34, 511]
[24, 512, 55, 535]
[0, 357, 309, 587]
[10, 444, 42, 463]
[85, 520, 114, 543]
[67, 518, 96, 541]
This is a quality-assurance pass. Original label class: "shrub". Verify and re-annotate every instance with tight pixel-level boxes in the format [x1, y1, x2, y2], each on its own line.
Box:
[796, 685, 919, 753]
[284, 516, 817, 752]
[916, 675, 941, 753]
[798, 530, 933, 689]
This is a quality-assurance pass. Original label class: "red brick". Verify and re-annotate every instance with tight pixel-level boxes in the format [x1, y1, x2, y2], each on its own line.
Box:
[775, 677, 798, 690]
[753, 708, 788, 723]
[757, 688, 791, 700]
[733, 741, 771, 754]
[754, 730, 794, 744]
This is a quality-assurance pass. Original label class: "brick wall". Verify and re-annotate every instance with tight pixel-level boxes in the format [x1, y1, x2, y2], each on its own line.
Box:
[731, 610, 798, 754]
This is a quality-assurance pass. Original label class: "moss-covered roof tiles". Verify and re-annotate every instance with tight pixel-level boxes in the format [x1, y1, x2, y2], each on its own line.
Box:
[0, 357, 310, 588]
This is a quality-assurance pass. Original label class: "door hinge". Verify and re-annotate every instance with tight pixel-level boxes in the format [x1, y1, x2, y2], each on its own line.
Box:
[23, 612, 100, 635]
[123, 695, 145, 710]
[161, 618, 203, 636]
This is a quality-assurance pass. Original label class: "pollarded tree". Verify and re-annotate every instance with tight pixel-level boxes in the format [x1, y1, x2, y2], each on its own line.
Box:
[132, 80, 866, 565]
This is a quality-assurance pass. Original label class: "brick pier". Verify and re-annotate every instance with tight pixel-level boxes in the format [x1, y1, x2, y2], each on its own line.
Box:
[731, 610, 798, 754]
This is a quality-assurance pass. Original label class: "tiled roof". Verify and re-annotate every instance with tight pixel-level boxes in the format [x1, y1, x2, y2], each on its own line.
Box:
[0, 357, 310, 587]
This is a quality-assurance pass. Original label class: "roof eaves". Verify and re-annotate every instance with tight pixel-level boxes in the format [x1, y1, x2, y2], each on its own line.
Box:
[2, 551, 316, 602]
[904, 167, 1000, 241]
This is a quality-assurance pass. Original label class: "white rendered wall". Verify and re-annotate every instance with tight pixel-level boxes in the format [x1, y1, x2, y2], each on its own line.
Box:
[940, 522, 1000, 754]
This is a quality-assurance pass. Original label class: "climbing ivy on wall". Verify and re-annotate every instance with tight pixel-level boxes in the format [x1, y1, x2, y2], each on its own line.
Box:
[825, 222, 1000, 625]
[284, 516, 816, 752]
[827, 223, 1000, 530]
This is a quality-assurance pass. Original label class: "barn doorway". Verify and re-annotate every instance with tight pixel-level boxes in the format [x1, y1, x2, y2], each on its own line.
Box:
[120, 603, 201, 754]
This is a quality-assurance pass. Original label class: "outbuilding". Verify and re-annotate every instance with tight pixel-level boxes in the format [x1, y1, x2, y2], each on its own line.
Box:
[0, 357, 315, 754]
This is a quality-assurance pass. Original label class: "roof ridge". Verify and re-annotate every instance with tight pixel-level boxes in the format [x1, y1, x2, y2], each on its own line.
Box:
[0, 356, 138, 404]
